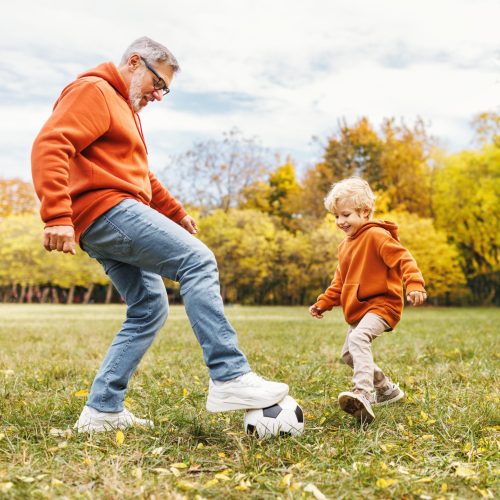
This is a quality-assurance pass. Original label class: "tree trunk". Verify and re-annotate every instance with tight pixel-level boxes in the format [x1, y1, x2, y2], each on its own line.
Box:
[83, 284, 94, 304]
[66, 285, 75, 304]
[18, 285, 26, 303]
[26, 285, 34, 303]
[51, 287, 59, 304]
[41, 287, 50, 303]
[105, 283, 114, 304]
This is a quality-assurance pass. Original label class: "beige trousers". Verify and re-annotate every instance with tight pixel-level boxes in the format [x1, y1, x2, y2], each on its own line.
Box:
[341, 313, 391, 395]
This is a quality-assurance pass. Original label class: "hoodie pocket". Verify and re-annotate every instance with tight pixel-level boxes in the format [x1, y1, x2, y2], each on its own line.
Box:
[341, 283, 364, 308]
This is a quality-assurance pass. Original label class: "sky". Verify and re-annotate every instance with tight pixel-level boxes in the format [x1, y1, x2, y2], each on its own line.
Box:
[0, 0, 498, 181]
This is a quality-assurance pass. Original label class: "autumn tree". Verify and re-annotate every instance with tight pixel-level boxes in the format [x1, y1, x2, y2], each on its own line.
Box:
[0, 178, 38, 219]
[161, 129, 270, 214]
[432, 145, 500, 303]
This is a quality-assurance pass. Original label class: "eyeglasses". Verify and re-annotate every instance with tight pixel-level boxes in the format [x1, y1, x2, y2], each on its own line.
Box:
[140, 56, 170, 96]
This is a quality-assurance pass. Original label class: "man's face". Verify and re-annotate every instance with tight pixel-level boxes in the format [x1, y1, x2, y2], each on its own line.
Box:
[129, 61, 175, 113]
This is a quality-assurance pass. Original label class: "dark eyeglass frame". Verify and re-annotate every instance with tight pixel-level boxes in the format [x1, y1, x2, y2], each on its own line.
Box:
[140, 56, 170, 96]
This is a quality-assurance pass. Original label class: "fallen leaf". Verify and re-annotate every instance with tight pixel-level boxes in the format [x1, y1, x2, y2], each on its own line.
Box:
[204, 479, 219, 488]
[151, 446, 164, 456]
[115, 430, 125, 446]
[74, 389, 89, 398]
[51, 478, 64, 486]
[17, 476, 35, 483]
[0, 433, 4, 440]
[280, 473, 293, 488]
[214, 473, 231, 481]
[170, 467, 181, 477]
[152, 468, 170, 475]
[176, 480, 196, 491]
[376, 478, 398, 489]
[304, 483, 327, 500]
[455, 464, 477, 478]
[182, 388, 189, 397]
[0, 482, 13, 492]
[171, 462, 188, 469]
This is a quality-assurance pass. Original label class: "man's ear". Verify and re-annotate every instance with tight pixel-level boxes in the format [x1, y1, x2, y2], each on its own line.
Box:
[128, 53, 141, 72]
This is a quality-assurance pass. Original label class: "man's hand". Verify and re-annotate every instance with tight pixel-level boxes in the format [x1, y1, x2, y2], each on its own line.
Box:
[309, 304, 324, 319]
[179, 215, 198, 234]
[43, 226, 76, 255]
[407, 290, 427, 306]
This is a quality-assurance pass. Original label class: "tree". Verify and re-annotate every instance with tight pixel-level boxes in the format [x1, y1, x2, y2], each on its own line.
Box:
[301, 117, 433, 218]
[472, 110, 500, 147]
[161, 129, 270, 214]
[432, 145, 500, 303]
[0, 178, 38, 219]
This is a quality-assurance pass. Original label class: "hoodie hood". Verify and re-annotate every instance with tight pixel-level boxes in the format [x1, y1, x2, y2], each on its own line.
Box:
[78, 62, 129, 101]
[351, 219, 400, 241]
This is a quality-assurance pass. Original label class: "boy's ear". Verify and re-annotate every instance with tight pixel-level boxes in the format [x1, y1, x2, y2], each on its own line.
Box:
[362, 207, 372, 219]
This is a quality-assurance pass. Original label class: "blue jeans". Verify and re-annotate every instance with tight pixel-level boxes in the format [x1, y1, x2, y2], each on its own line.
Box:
[80, 199, 250, 412]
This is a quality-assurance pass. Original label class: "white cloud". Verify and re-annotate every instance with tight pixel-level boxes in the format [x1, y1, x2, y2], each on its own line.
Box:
[1, 0, 498, 180]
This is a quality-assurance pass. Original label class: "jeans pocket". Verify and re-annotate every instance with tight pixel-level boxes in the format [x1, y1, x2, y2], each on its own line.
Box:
[82, 215, 132, 258]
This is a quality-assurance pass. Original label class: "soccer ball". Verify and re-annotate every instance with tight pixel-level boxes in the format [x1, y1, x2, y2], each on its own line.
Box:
[244, 395, 305, 438]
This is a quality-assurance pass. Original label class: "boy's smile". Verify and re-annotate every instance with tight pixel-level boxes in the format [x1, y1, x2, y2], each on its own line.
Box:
[334, 199, 371, 236]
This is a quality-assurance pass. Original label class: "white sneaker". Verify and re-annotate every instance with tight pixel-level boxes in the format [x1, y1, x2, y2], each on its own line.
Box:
[206, 372, 289, 412]
[338, 391, 375, 423]
[74, 405, 154, 433]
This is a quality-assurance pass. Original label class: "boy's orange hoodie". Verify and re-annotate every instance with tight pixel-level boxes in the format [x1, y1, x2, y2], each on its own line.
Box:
[314, 220, 426, 329]
[31, 62, 186, 244]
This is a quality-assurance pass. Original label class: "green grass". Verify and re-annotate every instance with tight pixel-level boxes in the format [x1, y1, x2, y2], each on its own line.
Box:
[0, 305, 499, 499]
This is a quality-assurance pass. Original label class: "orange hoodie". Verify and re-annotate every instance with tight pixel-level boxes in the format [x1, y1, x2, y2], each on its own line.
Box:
[31, 62, 186, 244]
[314, 220, 426, 329]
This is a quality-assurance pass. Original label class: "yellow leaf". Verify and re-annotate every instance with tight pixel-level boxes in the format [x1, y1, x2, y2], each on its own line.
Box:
[171, 462, 188, 469]
[280, 473, 293, 488]
[176, 480, 196, 491]
[234, 484, 249, 491]
[51, 478, 64, 486]
[415, 477, 433, 483]
[204, 479, 219, 488]
[441, 483, 448, 493]
[214, 473, 231, 481]
[420, 411, 429, 421]
[182, 388, 189, 397]
[421, 434, 435, 441]
[0, 433, 4, 440]
[115, 430, 125, 446]
[74, 389, 89, 398]
[0, 482, 13, 493]
[152, 468, 170, 474]
[218, 452, 226, 458]
[455, 464, 476, 478]
[255, 453, 262, 459]
[132, 467, 142, 480]
[17, 476, 35, 483]
[83, 458, 92, 466]
[376, 478, 398, 489]
[197, 443, 205, 449]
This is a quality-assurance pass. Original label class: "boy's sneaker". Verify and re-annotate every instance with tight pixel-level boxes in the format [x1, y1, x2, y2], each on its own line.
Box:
[74, 405, 154, 433]
[206, 372, 289, 412]
[338, 391, 375, 423]
[372, 383, 405, 406]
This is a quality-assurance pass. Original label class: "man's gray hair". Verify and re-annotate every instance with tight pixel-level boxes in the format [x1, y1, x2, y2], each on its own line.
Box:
[120, 36, 180, 72]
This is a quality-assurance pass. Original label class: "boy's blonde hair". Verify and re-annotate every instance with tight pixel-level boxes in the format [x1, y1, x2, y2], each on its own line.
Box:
[324, 177, 376, 215]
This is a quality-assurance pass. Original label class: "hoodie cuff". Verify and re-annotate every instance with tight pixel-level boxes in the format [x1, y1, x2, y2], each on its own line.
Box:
[44, 217, 74, 228]
[406, 283, 426, 294]
[315, 299, 335, 313]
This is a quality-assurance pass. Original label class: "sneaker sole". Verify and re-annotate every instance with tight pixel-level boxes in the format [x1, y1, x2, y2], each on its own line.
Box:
[338, 393, 375, 423]
[74, 420, 154, 433]
[206, 389, 289, 412]
[373, 390, 405, 407]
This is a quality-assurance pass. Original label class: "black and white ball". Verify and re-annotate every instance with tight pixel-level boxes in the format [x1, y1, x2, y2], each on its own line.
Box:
[244, 395, 305, 438]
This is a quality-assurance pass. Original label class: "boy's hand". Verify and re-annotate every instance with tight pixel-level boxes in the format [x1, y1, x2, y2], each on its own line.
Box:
[309, 305, 324, 319]
[407, 290, 427, 306]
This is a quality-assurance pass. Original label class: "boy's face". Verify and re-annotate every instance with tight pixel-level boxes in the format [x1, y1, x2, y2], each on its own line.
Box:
[333, 199, 371, 236]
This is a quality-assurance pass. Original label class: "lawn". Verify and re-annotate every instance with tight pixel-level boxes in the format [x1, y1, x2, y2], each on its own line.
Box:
[0, 305, 498, 499]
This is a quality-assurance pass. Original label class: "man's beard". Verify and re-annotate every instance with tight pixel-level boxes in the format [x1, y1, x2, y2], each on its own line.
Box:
[129, 68, 146, 113]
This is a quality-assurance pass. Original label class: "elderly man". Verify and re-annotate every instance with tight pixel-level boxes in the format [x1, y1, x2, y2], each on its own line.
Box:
[32, 37, 288, 432]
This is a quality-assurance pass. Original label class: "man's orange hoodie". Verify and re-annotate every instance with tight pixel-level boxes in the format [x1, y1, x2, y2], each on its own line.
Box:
[314, 220, 426, 329]
[31, 62, 186, 244]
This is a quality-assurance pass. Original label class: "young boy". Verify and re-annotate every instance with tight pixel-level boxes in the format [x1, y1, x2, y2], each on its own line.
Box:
[309, 177, 427, 423]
